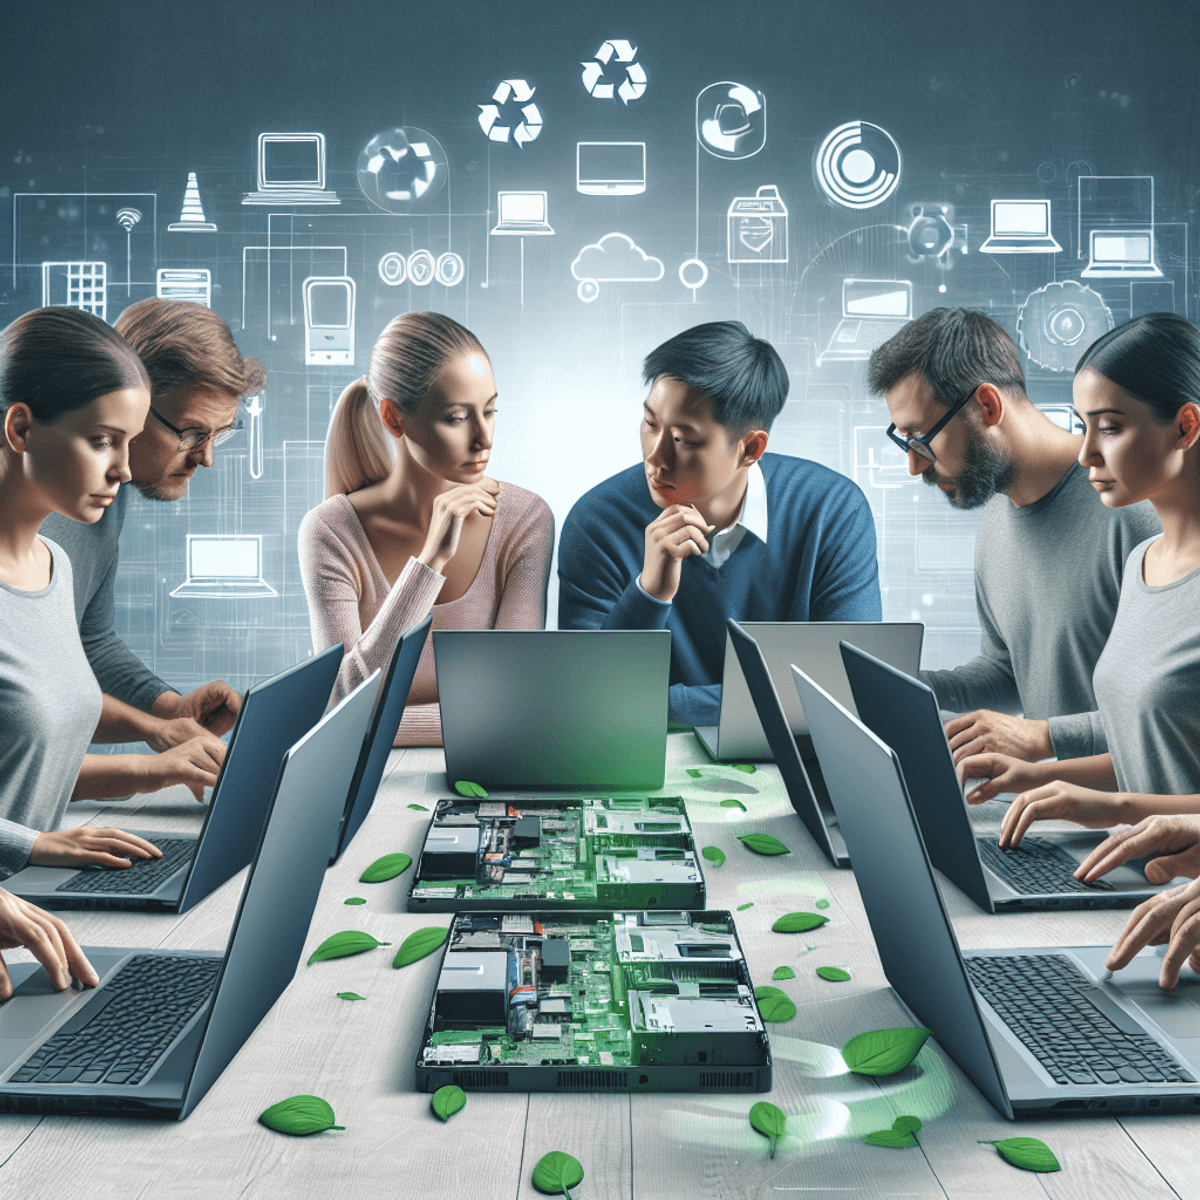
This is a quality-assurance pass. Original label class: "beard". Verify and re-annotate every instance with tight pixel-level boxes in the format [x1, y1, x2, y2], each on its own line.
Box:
[132, 477, 187, 502]
[921, 431, 1017, 509]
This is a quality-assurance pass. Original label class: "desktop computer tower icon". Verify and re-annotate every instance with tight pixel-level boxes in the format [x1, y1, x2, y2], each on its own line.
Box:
[303, 276, 356, 366]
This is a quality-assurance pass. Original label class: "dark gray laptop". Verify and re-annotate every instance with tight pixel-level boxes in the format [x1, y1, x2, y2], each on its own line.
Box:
[840, 643, 1173, 911]
[5, 643, 344, 912]
[792, 663, 1200, 1118]
[0, 669, 379, 1119]
[434, 630, 671, 789]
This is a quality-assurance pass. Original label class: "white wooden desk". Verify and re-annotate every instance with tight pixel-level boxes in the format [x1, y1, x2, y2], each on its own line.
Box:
[1, 735, 1196, 1199]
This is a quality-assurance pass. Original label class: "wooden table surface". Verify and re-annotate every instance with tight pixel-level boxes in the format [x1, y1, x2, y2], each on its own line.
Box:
[2, 734, 1196, 1199]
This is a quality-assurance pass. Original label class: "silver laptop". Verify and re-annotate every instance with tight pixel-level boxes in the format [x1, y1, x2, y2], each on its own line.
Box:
[170, 535, 277, 600]
[434, 630, 670, 789]
[1081, 228, 1163, 278]
[817, 279, 912, 365]
[490, 190, 554, 236]
[979, 199, 1063, 254]
[840, 642, 1176, 911]
[794, 663, 1200, 1118]
[695, 620, 923, 762]
[0, 671, 378, 1119]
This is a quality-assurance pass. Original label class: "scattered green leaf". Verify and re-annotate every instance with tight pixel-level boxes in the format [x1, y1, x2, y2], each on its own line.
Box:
[392, 926, 449, 968]
[359, 853, 413, 883]
[772, 911, 828, 933]
[700, 845, 726, 867]
[343, 897, 366, 905]
[892, 1116, 922, 1135]
[737, 833, 789, 856]
[748, 1099, 786, 1158]
[408, 803, 429, 811]
[979, 1137, 1061, 1173]
[336, 991, 365, 1001]
[842, 1027, 931, 1076]
[720, 799, 747, 811]
[737, 902, 754, 911]
[864, 1115, 922, 1148]
[431, 1084, 466, 1122]
[695, 777, 757, 794]
[754, 985, 797, 1023]
[772, 966, 795, 980]
[258, 1094, 344, 1136]
[815, 898, 830, 910]
[733, 763, 757, 774]
[816, 966, 851, 982]
[531, 1150, 585, 1197]
[686, 768, 703, 778]
[307, 931, 391, 965]
[454, 780, 488, 797]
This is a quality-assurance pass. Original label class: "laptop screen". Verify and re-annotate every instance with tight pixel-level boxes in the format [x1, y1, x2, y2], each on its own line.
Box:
[577, 142, 645, 187]
[189, 536, 260, 580]
[306, 281, 352, 327]
[1092, 231, 1152, 264]
[992, 200, 1048, 236]
[260, 135, 324, 188]
[499, 192, 546, 223]
[843, 279, 912, 318]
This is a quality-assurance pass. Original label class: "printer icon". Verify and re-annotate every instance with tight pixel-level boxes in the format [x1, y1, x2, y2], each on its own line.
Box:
[727, 185, 788, 264]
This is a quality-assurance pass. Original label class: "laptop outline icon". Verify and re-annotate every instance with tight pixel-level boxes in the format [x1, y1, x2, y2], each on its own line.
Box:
[1081, 228, 1164, 279]
[170, 534, 278, 600]
[243, 133, 341, 206]
[979, 199, 1062, 254]
[817, 279, 913, 366]
[490, 190, 555, 236]
[576, 142, 646, 196]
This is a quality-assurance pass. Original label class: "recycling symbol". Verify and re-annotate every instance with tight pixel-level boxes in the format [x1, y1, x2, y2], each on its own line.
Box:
[478, 79, 543, 148]
[581, 39, 646, 104]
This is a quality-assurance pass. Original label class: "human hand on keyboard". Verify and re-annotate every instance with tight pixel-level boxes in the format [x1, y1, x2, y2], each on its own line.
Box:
[1078, 814, 1200, 885]
[30, 827, 163, 870]
[999, 781, 1133, 848]
[0, 888, 98, 999]
[1107, 876, 1200, 989]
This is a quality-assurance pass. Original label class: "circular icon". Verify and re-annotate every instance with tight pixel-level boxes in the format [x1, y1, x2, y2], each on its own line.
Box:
[357, 127, 448, 213]
[435, 252, 464, 287]
[1017, 280, 1113, 372]
[678, 257, 709, 292]
[907, 209, 953, 259]
[814, 121, 902, 209]
[378, 252, 407, 286]
[477, 79, 543, 148]
[696, 81, 766, 160]
[581, 39, 646, 105]
[1037, 161, 1057, 184]
[576, 278, 600, 303]
[407, 249, 435, 287]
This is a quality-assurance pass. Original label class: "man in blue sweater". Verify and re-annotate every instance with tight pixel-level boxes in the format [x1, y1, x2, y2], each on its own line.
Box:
[558, 320, 881, 727]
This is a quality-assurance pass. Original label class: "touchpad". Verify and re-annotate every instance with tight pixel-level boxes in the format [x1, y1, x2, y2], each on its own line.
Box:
[1124, 983, 1200, 1038]
[0, 971, 86, 1040]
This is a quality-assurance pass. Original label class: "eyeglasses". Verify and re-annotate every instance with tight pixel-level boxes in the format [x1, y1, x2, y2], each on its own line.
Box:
[885, 385, 979, 464]
[149, 406, 243, 453]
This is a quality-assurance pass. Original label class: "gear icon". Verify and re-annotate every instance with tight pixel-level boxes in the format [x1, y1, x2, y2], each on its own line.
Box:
[478, 79, 543, 148]
[581, 39, 647, 104]
[1017, 280, 1113, 372]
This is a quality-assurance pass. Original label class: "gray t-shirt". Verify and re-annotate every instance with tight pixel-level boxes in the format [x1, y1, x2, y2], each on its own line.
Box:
[0, 539, 104, 876]
[40, 486, 171, 712]
[919, 462, 1160, 758]
[1093, 538, 1200, 795]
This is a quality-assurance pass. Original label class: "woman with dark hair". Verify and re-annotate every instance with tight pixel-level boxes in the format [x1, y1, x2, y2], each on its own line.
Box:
[0, 307, 223, 879]
[298, 311, 553, 745]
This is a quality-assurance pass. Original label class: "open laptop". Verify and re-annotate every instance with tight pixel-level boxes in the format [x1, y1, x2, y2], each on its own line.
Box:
[1081, 228, 1163, 278]
[979, 199, 1062, 254]
[817, 279, 912, 366]
[0, 671, 379, 1118]
[793, 663, 1200, 1118]
[696, 620, 924, 762]
[170, 535, 277, 600]
[840, 642, 1173, 911]
[330, 616, 431, 863]
[434, 630, 670, 789]
[4, 645, 343, 911]
[490, 190, 555, 236]
[242, 132, 341, 205]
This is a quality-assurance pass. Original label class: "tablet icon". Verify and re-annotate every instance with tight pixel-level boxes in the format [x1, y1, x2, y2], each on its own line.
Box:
[696, 82, 766, 160]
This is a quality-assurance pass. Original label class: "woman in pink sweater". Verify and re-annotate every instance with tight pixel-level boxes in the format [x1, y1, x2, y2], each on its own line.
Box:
[298, 312, 553, 745]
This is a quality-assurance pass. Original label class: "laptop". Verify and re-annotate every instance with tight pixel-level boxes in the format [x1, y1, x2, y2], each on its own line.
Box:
[979, 199, 1063, 254]
[1081, 228, 1164, 279]
[490, 191, 555, 236]
[330, 616, 431, 863]
[792, 663, 1200, 1118]
[0, 671, 379, 1119]
[576, 141, 646, 196]
[434, 630, 670, 789]
[840, 643, 1174, 911]
[817, 279, 913, 365]
[4, 644, 344, 911]
[242, 132, 341, 205]
[170, 535, 277, 600]
[695, 620, 924, 761]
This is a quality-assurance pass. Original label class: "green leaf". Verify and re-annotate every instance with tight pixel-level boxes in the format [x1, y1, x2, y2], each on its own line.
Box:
[720, 799, 747, 811]
[359, 853, 413, 883]
[336, 991, 365, 1001]
[258, 1094, 344, 1136]
[392, 926, 449, 968]
[772, 966, 795, 980]
[754, 985, 797, 1023]
[815, 898, 830, 910]
[749, 1099, 786, 1158]
[431, 1084, 466, 1122]
[531, 1150, 585, 1197]
[772, 911, 828, 933]
[686, 768, 703, 778]
[454, 780, 489, 797]
[737, 902, 754, 911]
[864, 1129, 919, 1148]
[842, 1027, 931, 1076]
[816, 966, 851, 982]
[701, 845, 726, 867]
[892, 1115, 922, 1136]
[408, 803, 429, 811]
[737, 833, 789, 856]
[733, 763, 757, 774]
[343, 897, 366, 905]
[307, 931, 391, 965]
[978, 1137, 1061, 1173]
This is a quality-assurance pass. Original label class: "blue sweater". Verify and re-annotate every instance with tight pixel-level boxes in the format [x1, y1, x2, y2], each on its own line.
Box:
[558, 453, 881, 726]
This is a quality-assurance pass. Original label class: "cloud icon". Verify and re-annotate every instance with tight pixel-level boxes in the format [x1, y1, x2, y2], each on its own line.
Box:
[571, 232, 665, 284]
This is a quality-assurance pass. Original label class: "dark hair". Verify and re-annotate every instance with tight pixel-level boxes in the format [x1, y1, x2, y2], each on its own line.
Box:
[641, 320, 788, 435]
[1075, 312, 1200, 424]
[0, 306, 149, 424]
[867, 307, 1026, 408]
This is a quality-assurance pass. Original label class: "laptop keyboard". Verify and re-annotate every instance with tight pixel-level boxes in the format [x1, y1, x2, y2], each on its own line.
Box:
[56, 837, 196, 894]
[976, 834, 1114, 894]
[965, 953, 1194, 1085]
[10, 954, 221, 1086]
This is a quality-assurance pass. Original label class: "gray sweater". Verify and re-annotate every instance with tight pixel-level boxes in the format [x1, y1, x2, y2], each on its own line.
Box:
[0, 540, 104, 876]
[919, 463, 1160, 758]
[40, 486, 172, 712]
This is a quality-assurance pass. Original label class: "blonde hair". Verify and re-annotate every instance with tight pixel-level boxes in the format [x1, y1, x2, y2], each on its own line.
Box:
[324, 311, 486, 498]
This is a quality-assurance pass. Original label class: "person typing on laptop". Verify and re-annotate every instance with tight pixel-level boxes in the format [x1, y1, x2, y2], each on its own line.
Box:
[0, 888, 97, 998]
[558, 320, 880, 728]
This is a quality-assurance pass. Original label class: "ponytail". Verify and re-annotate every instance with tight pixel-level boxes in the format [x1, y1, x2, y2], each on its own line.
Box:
[324, 377, 392, 498]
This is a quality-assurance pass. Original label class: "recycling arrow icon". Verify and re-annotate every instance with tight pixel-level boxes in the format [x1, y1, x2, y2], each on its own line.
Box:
[581, 39, 647, 104]
[478, 78, 544, 147]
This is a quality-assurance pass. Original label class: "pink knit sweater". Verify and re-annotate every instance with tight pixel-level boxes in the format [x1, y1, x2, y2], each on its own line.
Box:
[298, 483, 554, 746]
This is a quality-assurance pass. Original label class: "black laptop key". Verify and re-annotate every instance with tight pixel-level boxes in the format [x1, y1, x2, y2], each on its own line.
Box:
[56, 837, 197, 895]
[976, 835, 1115, 894]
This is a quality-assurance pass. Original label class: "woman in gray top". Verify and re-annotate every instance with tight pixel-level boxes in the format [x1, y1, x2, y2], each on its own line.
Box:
[0, 308, 222, 877]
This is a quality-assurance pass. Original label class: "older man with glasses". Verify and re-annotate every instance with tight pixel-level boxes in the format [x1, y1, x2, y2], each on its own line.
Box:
[39, 299, 266, 763]
[867, 306, 1159, 765]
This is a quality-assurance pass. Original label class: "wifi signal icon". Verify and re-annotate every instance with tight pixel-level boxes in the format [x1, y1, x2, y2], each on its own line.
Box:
[116, 207, 142, 232]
